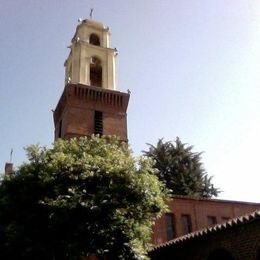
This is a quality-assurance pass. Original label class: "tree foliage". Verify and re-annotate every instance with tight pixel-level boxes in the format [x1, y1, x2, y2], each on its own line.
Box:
[0, 136, 168, 260]
[143, 137, 219, 198]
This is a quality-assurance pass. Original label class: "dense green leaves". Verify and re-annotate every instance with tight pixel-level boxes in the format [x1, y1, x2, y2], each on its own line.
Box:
[0, 136, 168, 259]
[144, 137, 219, 198]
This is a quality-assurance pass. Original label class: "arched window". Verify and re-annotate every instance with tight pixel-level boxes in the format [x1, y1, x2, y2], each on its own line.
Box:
[89, 34, 100, 46]
[207, 248, 235, 260]
[90, 57, 102, 87]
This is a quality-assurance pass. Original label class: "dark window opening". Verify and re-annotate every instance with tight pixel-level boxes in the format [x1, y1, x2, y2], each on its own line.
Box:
[257, 247, 260, 260]
[89, 34, 100, 46]
[90, 57, 102, 87]
[94, 111, 103, 136]
[207, 248, 235, 260]
[221, 217, 230, 222]
[207, 216, 217, 226]
[165, 213, 176, 240]
[181, 214, 192, 235]
[68, 64, 72, 80]
[58, 120, 62, 138]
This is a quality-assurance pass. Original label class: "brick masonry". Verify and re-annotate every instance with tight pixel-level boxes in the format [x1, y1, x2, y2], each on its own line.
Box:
[53, 83, 130, 142]
[152, 196, 260, 246]
[150, 213, 260, 260]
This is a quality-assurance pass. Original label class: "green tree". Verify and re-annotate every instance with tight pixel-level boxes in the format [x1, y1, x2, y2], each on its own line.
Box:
[0, 136, 168, 260]
[143, 137, 219, 198]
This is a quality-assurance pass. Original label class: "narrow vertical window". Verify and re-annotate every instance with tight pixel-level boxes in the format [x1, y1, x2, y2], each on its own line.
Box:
[58, 120, 62, 138]
[165, 213, 176, 240]
[68, 63, 72, 80]
[94, 111, 103, 135]
[90, 57, 102, 87]
[207, 216, 217, 226]
[181, 214, 192, 234]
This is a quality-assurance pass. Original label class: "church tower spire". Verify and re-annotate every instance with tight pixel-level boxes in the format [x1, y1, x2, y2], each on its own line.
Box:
[53, 18, 130, 141]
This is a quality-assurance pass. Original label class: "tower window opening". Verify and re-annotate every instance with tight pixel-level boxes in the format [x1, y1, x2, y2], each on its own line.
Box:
[89, 34, 100, 46]
[68, 64, 72, 79]
[94, 111, 103, 136]
[90, 57, 102, 87]
[58, 120, 62, 138]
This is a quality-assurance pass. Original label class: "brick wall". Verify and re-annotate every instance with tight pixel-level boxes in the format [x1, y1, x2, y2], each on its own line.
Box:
[150, 216, 260, 260]
[53, 83, 129, 142]
[152, 196, 260, 245]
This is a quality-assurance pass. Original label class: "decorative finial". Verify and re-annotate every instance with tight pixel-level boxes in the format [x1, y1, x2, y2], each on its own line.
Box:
[90, 8, 93, 19]
[10, 148, 13, 163]
[114, 48, 118, 56]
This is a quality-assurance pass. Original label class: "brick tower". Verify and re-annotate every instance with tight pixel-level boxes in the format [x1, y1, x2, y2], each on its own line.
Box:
[53, 18, 130, 141]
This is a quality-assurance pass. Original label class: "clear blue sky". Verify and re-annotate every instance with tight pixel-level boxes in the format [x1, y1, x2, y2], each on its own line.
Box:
[1, 1, 260, 202]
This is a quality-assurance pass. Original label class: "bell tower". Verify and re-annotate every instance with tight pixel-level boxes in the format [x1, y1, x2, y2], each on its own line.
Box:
[53, 18, 130, 141]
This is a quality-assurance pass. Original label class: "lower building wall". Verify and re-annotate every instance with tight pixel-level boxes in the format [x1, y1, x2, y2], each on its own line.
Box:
[152, 196, 260, 245]
[150, 219, 260, 260]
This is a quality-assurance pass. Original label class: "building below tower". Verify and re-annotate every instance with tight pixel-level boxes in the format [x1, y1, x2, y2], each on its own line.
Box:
[152, 195, 260, 245]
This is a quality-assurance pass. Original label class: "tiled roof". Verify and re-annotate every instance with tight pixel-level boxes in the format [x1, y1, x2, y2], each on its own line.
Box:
[172, 195, 260, 205]
[151, 209, 260, 252]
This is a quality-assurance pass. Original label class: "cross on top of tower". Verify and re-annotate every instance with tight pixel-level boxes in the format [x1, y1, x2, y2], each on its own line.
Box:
[90, 8, 93, 19]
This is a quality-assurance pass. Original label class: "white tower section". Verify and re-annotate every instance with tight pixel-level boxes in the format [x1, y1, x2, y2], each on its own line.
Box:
[64, 19, 117, 90]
